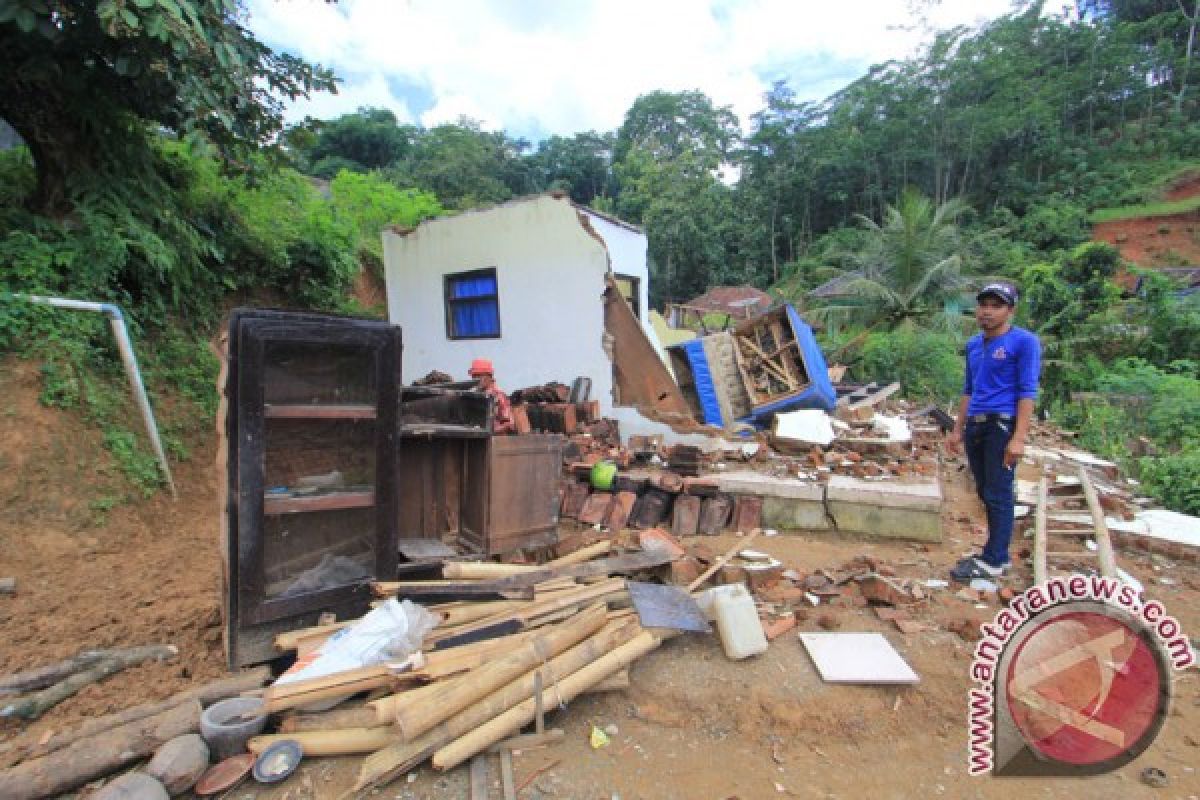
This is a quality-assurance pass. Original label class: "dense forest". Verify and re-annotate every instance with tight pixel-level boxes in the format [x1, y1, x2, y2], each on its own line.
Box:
[1, 0, 1198, 512]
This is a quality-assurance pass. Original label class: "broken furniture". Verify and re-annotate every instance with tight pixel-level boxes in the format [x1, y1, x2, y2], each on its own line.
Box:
[668, 304, 836, 429]
[222, 309, 402, 668]
[397, 385, 563, 557]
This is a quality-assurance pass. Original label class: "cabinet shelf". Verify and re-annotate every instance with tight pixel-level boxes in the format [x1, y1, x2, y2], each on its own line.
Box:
[264, 490, 376, 515]
[264, 404, 377, 420]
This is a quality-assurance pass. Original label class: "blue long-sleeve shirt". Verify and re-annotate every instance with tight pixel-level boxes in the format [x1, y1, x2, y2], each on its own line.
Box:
[963, 326, 1041, 416]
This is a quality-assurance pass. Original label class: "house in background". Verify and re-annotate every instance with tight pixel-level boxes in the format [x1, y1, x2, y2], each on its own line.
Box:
[382, 193, 696, 434]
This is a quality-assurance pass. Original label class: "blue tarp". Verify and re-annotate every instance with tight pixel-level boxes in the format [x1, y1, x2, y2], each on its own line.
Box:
[678, 338, 724, 427]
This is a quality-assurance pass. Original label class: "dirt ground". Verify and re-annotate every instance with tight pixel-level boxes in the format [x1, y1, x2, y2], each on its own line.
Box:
[1, 354, 1198, 799]
[1093, 170, 1200, 269]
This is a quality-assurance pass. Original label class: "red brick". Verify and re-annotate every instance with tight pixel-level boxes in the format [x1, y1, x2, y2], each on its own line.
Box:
[578, 493, 613, 526]
[762, 614, 797, 641]
[639, 528, 686, 558]
[730, 495, 763, 533]
[671, 494, 701, 538]
[603, 490, 638, 531]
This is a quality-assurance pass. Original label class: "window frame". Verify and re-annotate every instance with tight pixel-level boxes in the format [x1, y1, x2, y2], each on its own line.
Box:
[615, 273, 641, 320]
[444, 267, 502, 340]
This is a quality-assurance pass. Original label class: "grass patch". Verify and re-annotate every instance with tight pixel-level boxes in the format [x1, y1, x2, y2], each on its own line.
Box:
[1089, 194, 1200, 224]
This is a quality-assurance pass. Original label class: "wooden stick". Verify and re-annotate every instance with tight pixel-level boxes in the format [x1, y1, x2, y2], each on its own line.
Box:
[686, 529, 763, 592]
[500, 750, 516, 800]
[249, 727, 398, 756]
[9, 667, 269, 765]
[469, 753, 489, 800]
[275, 621, 351, 653]
[265, 665, 417, 714]
[432, 630, 662, 770]
[352, 620, 639, 794]
[0, 700, 200, 800]
[548, 541, 612, 567]
[1034, 473, 1049, 586]
[0, 645, 178, 721]
[1078, 467, 1118, 578]
[0, 651, 110, 695]
[394, 605, 608, 741]
[488, 729, 564, 753]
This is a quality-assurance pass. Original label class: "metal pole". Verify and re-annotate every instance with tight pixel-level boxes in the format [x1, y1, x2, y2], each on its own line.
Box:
[18, 294, 178, 499]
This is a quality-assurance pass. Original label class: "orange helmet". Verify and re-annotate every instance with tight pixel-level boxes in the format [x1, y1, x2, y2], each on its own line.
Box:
[468, 358, 494, 377]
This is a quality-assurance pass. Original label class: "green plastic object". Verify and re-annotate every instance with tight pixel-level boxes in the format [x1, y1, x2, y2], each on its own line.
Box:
[590, 460, 617, 491]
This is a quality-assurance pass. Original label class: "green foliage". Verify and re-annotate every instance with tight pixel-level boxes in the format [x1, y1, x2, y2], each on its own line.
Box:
[856, 325, 966, 403]
[1053, 358, 1200, 512]
[1137, 452, 1200, 516]
[0, 0, 336, 216]
[1014, 198, 1092, 252]
[1088, 194, 1200, 222]
[329, 171, 443, 268]
[102, 429, 163, 497]
[807, 190, 980, 330]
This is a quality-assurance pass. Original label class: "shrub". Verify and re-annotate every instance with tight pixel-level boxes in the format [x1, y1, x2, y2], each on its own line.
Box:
[857, 325, 965, 403]
[1138, 452, 1200, 516]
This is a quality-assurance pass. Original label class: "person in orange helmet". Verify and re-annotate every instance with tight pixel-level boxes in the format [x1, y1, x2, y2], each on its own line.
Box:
[468, 358, 515, 434]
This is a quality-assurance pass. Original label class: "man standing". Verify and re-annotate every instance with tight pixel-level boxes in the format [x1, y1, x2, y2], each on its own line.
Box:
[947, 282, 1041, 581]
[468, 358, 515, 435]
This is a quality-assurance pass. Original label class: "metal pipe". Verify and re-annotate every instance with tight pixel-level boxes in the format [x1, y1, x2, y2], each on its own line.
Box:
[18, 294, 178, 499]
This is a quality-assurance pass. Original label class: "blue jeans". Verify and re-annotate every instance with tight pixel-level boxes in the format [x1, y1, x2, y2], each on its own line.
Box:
[964, 419, 1016, 567]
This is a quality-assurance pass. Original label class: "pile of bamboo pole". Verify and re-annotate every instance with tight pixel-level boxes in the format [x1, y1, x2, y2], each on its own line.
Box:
[263, 541, 669, 795]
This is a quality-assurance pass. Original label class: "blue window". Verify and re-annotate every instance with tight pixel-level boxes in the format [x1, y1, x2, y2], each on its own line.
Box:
[445, 268, 500, 339]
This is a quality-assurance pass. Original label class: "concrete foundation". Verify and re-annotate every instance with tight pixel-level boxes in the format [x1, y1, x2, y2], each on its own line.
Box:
[716, 471, 831, 531]
[825, 476, 943, 541]
[715, 470, 943, 542]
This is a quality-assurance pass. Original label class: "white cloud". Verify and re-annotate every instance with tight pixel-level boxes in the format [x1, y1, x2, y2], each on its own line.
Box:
[246, 0, 1017, 139]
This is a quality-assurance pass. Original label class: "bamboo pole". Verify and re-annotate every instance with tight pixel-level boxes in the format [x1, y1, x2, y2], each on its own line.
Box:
[249, 727, 398, 757]
[546, 541, 612, 568]
[437, 600, 523, 628]
[265, 665, 416, 714]
[275, 621, 350, 653]
[440, 542, 610, 581]
[352, 619, 639, 794]
[432, 630, 662, 770]
[394, 605, 608, 741]
[279, 705, 382, 733]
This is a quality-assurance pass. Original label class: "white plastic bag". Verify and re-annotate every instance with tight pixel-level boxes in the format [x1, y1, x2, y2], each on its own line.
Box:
[275, 598, 438, 686]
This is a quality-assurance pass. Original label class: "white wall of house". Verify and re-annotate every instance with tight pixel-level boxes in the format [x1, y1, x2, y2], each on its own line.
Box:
[384, 195, 654, 412]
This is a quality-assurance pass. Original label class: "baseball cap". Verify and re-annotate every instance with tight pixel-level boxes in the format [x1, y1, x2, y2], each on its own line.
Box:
[977, 282, 1018, 306]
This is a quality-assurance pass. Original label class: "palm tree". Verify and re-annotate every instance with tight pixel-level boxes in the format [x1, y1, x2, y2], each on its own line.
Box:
[809, 189, 978, 330]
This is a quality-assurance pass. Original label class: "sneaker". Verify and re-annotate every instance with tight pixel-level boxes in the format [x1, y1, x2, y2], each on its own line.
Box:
[950, 557, 1010, 582]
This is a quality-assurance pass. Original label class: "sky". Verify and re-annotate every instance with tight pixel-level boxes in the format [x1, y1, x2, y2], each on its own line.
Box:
[246, 0, 1021, 143]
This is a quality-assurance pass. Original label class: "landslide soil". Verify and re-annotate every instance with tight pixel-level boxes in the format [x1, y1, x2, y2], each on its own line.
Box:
[1093, 171, 1200, 268]
[1, 355, 1198, 800]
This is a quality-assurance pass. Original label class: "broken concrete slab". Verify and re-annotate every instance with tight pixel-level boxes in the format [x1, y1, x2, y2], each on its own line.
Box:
[771, 409, 835, 449]
[715, 470, 830, 531]
[825, 476, 942, 542]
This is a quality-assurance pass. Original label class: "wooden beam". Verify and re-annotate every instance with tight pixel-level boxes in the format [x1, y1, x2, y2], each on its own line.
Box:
[1033, 473, 1049, 586]
[1078, 467, 1118, 578]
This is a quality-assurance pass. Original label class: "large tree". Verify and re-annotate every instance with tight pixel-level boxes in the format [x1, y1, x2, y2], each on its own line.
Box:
[0, 0, 336, 216]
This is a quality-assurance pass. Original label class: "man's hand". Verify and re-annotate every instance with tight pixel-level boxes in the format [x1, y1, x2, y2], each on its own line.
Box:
[945, 430, 963, 456]
[1004, 437, 1025, 468]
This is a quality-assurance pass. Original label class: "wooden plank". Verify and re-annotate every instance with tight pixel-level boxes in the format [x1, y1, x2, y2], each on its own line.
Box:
[686, 529, 763, 592]
[845, 382, 901, 412]
[500, 749, 516, 800]
[263, 490, 375, 515]
[264, 404, 376, 420]
[490, 551, 677, 590]
[1078, 467, 1118, 578]
[469, 754, 489, 800]
[1033, 473, 1049, 586]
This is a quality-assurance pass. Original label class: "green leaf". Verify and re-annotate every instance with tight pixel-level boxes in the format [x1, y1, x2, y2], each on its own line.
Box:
[121, 8, 139, 28]
[133, 0, 154, 7]
[15, 8, 36, 32]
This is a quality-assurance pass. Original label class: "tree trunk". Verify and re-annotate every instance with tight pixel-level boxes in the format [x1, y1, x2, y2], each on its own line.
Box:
[1177, 0, 1199, 115]
[0, 94, 89, 218]
[0, 700, 201, 800]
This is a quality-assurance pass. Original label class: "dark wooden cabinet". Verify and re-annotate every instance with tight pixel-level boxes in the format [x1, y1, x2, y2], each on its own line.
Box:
[222, 309, 563, 668]
[222, 309, 401, 668]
